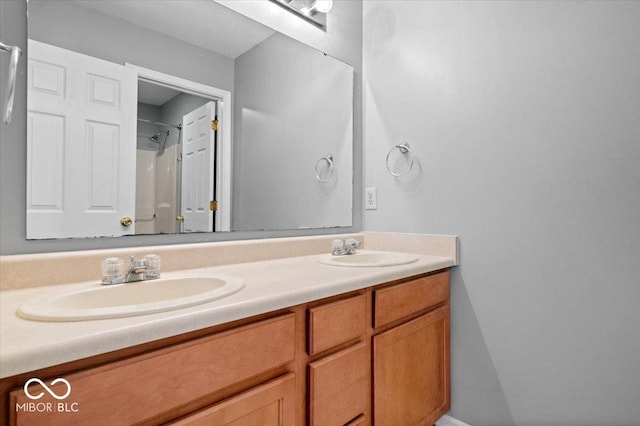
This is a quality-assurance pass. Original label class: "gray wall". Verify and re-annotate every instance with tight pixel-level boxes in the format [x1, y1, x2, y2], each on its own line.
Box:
[363, 1, 640, 425]
[28, 1, 234, 93]
[160, 93, 209, 148]
[233, 33, 353, 231]
[0, 0, 363, 255]
[219, 0, 364, 230]
[137, 103, 163, 151]
[138, 94, 209, 151]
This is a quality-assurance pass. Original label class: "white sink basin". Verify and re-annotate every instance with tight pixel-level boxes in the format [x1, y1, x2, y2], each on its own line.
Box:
[17, 275, 245, 322]
[318, 250, 419, 267]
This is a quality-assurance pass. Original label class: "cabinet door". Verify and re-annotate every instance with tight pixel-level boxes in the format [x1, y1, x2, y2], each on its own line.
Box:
[373, 306, 450, 426]
[170, 374, 295, 426]
[309, 343, 369, 426]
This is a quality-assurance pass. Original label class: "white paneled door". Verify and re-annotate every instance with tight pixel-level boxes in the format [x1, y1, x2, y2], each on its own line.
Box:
[181, 101, 217, 233]
[27, 40, 137, 239]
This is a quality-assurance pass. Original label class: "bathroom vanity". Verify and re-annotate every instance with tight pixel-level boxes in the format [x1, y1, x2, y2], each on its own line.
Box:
[0, 233, 457, 425]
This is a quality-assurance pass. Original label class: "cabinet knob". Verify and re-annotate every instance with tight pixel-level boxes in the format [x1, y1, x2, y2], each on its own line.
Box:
[120, 216, 133, 227]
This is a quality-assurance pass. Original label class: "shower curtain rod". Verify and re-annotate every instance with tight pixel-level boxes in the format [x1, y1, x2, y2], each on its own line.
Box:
[137, 118, 182, 130]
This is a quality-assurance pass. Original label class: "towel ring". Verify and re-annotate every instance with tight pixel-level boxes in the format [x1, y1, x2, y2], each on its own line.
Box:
[315, 155, 334, 183]
[385, 143, 414, 177]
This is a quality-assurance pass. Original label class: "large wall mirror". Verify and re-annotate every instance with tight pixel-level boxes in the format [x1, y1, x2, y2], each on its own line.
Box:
[26, 0, 353, 240]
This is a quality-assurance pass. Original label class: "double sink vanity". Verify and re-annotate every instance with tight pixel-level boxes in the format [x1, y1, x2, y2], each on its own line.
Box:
[0, 232, 458, 425]
[1, 1, 457, 424]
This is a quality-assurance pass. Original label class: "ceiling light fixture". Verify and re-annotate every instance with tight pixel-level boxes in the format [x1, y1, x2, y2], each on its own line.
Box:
[313, 0, 333, 14]
[269, 0, 332, 30]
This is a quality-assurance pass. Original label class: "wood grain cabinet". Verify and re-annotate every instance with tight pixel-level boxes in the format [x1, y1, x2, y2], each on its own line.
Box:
[373, 306, 450, 425]
[1, 269, 451, 426]
[170, 373, 296, 426]
[306, 294, 369, 425]
[373, 270, 451, 426]
[307, 294, 366, 356]
[9, 314, 296, 426]
[373, 270, 449, 328]
[308, 343, 369, 426]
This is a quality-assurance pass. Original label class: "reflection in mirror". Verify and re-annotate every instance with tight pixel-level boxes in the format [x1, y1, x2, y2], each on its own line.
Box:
[27, 0, 353, 240]
[268, 0, 332, 29]
[134, 83, 217, 235]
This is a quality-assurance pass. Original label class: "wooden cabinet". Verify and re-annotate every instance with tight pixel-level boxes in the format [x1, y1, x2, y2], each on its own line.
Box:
[373, 270, 449, 328]
[373, 306, 450, 425]
[308, 343, 369, 426]
[170, 373, 296, 426]
[307, 294, 366, 356]
[2, 269, 450, 426]
[372, 269, 451, 425]
[307, 294, 369, 425]
[9, 314, 296, 426]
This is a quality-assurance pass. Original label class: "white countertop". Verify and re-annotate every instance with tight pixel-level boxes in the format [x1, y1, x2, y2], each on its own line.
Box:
[0, 250, 455, 378]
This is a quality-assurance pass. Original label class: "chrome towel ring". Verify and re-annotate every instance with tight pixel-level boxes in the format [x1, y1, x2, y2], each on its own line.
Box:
[315, 155, 334, 183]
[1, 42, 22, 124]
[385, 143, 414, 177]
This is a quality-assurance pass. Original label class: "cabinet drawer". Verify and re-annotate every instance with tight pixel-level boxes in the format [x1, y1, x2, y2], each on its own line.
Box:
[308, 294, 366, 355]
[308, 343, 369, 426]
[170, 373, 296, 426]
[374, 269, 449, 328]
[10, 314, 295, 426]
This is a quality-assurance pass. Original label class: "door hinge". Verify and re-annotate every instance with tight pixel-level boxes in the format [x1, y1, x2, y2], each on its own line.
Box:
[211, 119, 219, 131]
[210, 201, 218, 211]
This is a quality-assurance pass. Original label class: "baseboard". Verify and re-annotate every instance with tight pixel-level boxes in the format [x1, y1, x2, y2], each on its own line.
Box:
[435, 414, 472, 426]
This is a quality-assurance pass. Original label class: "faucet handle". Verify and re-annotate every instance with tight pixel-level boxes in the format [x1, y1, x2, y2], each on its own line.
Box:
[101, 257, 125, 284]
[101, 257, 124, 277]
[332, 239, 346, 256]
[144, 254, 161, 279]
[345, 238, 361, 249]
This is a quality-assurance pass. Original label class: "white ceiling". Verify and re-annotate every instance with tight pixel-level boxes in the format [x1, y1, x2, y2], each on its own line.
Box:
[71, 0, 275, 59]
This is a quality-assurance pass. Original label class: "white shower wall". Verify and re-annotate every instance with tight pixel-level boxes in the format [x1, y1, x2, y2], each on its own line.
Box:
[135, 149, 157, 235]
[155, 144, 180, 234]
[135, 145, 180, 235]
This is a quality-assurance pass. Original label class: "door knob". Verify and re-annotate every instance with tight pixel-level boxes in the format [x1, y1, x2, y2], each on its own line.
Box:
[120, 216, 133, 227]
[176, 216, 184, 222]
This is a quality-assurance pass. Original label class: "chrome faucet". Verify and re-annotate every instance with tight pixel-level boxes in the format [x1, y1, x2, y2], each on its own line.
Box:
[332, 238, 361, 256]
[101, 255, 161, 285]
[126, 256, 149, 283]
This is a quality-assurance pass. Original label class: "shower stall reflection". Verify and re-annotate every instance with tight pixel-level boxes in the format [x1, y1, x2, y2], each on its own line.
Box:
[136, 125, 182, 235]
[134, 81, 213, 235]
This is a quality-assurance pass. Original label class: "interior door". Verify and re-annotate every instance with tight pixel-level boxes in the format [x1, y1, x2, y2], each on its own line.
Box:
[181, 101, 216, 233]
[26, 40, 137, 239]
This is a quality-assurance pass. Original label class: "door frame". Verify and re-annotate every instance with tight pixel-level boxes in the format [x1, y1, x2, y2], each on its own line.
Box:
[125, 63, 232, 232]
